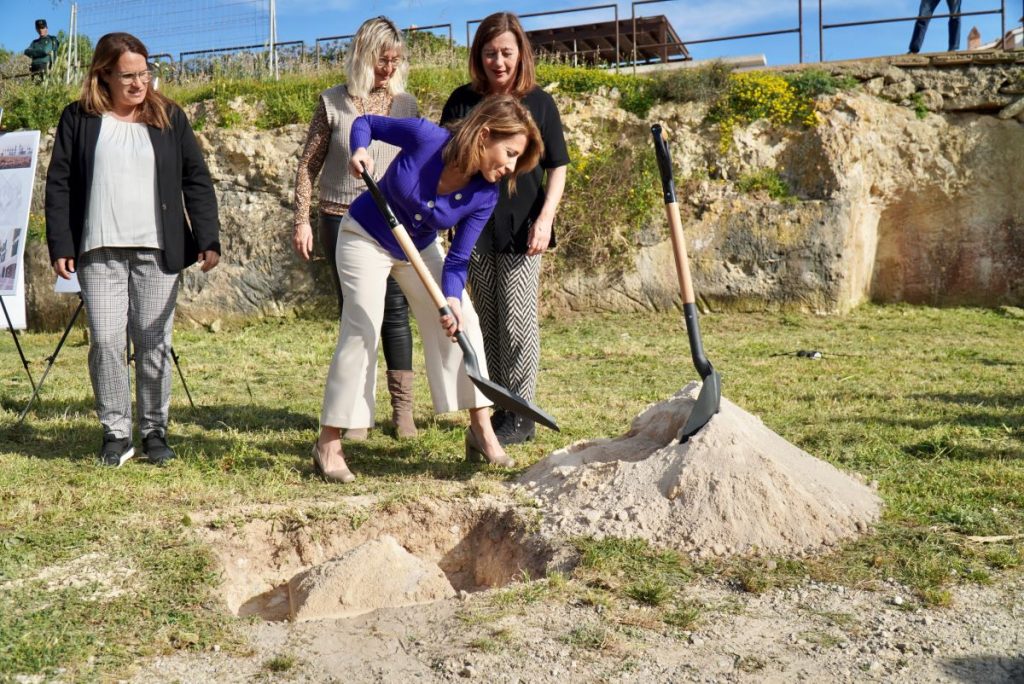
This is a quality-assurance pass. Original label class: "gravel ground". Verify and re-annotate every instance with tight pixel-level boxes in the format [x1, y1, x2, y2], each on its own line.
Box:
[128, 573, 1024, 683]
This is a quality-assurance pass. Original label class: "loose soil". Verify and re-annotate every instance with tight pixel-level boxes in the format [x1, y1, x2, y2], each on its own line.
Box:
[36, 387, 1019, 682]
[519, 383, 882, 558]
[127, 574, 1024, 683]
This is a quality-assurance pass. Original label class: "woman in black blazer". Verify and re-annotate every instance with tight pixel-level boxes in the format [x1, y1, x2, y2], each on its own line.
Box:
[45, 32, 220, 467]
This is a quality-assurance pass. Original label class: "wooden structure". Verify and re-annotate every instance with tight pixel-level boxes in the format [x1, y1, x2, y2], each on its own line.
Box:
[527, 15, 689, 66]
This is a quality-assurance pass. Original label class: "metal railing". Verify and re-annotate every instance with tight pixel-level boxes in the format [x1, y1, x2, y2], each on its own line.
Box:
[315, 23, 454, 68]
[178, 40, 306, 77]
[467, 4, 620, 71]
[818, 0, 1011, 61]
[631, 0, 804, 72]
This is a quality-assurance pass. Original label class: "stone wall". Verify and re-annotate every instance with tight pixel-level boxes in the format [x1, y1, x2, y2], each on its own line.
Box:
[22, 53, 1024, 329]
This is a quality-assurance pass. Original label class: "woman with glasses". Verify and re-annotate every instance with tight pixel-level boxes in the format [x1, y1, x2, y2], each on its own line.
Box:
[45, 32, 220, 468]
[293, 16, 419, 441]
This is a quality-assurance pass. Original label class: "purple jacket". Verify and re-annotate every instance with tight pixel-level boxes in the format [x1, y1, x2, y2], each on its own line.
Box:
[349, 116, 498, 299]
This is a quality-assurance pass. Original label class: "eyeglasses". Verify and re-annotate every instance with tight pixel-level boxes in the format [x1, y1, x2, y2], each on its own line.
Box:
[114, 70, 153, 85]
[375, 57, 403, 68]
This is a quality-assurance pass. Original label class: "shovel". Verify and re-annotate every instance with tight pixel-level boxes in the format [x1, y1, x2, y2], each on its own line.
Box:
[650, 124, 722, 441]
[360, 169, 559, 432]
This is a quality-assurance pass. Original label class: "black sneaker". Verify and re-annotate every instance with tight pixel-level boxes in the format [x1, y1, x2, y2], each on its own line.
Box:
[143, 432, 176, 466]
[99, 434, 135, 468]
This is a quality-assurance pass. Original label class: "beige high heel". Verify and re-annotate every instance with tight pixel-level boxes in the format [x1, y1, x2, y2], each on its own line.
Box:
[311, 441, 356, 483]
[465, 426, 515, 468]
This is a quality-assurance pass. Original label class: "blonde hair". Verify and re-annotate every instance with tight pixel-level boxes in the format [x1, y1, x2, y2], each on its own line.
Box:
[80, 32, 172, 129]
[346, 16, 408, 98]
[443, 95, 543, 194]
[469, 13, 536, 98]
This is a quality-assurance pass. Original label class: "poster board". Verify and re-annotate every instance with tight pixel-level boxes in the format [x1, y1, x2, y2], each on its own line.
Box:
[0, 129, 41, 330]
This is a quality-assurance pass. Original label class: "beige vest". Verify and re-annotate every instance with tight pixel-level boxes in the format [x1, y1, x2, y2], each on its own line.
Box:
[319, 85, 418, 206]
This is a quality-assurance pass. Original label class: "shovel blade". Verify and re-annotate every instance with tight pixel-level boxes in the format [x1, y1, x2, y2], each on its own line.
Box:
[468, 374, 560, 432]
[679, 370, 721, 442]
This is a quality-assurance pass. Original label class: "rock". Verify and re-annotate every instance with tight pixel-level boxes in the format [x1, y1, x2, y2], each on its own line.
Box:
[892, 596, 904, 606]
[287, 535, 455, 621]
[21, 61, 1024, 330]
[917, 89, 943, 112]
[863, 77, 885, 96]
[882, 80, 916, 100]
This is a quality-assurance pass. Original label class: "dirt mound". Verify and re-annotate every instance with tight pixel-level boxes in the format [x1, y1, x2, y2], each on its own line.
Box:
[520, 383, 881, 557]
[288, 535, 455, 620]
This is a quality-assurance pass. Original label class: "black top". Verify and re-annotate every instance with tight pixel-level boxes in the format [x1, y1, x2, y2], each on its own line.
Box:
[440, 85, 570, 254]
[45, 101, 221, 273]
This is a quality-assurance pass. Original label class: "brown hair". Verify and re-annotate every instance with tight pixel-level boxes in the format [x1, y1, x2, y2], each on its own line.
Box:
[80, 32, 172, 129]
[469, 12, 536, 98]
[443, 94, 543, 194]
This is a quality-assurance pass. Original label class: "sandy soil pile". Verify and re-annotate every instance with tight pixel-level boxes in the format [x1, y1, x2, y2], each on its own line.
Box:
[287, 535, 455, 620]
[519, 383, 882, 557]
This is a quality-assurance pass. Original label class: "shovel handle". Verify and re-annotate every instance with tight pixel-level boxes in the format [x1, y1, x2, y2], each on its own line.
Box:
[651, 124, 696, 306]
[361, 169, 448, 310]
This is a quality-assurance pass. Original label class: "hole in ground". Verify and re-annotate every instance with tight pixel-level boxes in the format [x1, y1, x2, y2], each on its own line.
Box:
[197, 498, 554, 621]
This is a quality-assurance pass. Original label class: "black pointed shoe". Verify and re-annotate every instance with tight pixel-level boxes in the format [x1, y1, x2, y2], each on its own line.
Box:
[495, 415, 535, 446]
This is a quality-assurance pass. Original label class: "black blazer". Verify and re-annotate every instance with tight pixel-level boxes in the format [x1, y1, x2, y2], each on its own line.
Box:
[45, 101, 221, 273]
[440, 85, 570, 254]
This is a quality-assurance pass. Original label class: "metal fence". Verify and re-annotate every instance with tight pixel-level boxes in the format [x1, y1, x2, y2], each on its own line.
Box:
[818, 0, 1012, 61]
[88, 0, 1021, 84]
[468, 5, 620, 69]
[315, 23, 454, 68]
[630, 0, 804, 70]
[177, 40, 306, 78]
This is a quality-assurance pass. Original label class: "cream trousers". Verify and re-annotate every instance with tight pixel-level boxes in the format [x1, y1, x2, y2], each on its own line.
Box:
[320, 214, 492, 429]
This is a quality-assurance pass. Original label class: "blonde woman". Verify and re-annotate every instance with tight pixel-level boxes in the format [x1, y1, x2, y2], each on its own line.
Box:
[293, 16, 419, 439]
[312, 95, 543, 483]
[45, 32, 220, 467]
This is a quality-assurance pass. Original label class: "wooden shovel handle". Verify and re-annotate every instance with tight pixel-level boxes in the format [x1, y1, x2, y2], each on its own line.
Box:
[665, 200, 696, 306]
[651, 124, 696, 306]
[360, 168, 448, 309]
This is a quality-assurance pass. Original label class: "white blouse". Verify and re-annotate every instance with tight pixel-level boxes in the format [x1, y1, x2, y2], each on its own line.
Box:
[82, 113, 162, 254]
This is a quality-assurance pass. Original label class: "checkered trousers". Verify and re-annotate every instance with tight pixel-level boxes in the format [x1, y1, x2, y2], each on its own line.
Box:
[78, 248, 180, 439]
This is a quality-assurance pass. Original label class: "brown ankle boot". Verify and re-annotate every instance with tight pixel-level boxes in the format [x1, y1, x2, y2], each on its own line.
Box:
[386, 370, 417, 439]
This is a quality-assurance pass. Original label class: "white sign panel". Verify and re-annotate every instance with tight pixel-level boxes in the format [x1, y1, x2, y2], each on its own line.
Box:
[0, 129, 41, 330]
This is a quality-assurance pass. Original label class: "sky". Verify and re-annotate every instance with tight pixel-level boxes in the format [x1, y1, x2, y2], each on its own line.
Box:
[1, 0, 1019, 68]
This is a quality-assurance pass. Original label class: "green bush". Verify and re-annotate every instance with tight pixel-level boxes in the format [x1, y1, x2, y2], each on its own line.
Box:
[537, 64, 655, 118]
[554, 133, 662, 273]
[649, 61, 732, 104]
[735, 168, 794, 201]
[707, 71, 819, 151]
[785, 69, 859, 99]
[0, 80, 77, 131]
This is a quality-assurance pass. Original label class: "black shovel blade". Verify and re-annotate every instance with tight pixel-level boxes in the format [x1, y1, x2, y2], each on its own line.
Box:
[469, 375, 560, 431]
[455, 331, 559, 431]
[679, 369, 722, 442]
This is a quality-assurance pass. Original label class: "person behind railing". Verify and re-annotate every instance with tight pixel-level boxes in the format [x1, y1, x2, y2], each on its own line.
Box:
[311, 95, 543, 483]
[908, 0, 962, 53]
[24, 19, 60, 81]
[440, 12, 570, 446]
[45, 32, 220, 468]
[293, 17, 420, 440]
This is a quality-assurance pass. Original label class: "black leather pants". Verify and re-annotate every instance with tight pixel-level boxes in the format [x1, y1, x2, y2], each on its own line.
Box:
[319, 213, 413, 371]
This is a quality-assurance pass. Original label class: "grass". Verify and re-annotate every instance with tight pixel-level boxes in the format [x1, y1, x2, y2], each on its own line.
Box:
[1, 305, 1022, 679]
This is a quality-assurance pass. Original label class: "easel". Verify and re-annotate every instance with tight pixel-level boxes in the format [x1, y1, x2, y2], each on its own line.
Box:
[17, 293, 196, 425]
[2, 296, 36, 392]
